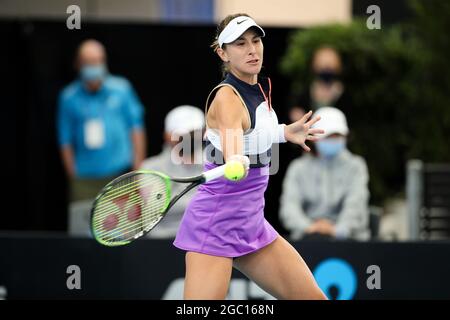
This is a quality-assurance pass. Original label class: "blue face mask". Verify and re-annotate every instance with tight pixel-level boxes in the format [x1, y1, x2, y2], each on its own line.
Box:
[80, 64, 107, 82]
[316, 137, 346, 159]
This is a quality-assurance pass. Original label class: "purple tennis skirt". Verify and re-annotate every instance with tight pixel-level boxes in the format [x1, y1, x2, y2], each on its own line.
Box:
[173, 161, 279, 258]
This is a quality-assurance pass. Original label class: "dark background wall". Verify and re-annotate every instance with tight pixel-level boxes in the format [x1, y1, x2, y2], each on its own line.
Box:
[1, 235, 449, 299]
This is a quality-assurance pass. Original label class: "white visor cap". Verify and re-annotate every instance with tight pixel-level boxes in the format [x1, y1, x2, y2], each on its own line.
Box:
[165, 105, 205, 135]
[218, 16, 265, 48]
[312, 106, 349, 137]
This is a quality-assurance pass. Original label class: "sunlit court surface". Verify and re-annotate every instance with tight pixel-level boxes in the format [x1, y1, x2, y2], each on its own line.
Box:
[1, 0, 450, 315]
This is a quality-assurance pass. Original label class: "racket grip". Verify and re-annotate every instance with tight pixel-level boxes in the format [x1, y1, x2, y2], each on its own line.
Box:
[203, 164, 226, 182]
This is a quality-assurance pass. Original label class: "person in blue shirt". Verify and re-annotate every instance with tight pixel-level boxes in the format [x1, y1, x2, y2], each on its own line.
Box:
[57, 39, 146, 203]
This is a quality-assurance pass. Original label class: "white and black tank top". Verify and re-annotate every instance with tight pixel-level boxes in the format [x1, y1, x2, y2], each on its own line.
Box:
[204, 72, 283, 168]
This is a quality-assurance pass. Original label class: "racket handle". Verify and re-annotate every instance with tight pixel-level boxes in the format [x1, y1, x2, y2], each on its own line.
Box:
[203, 164, 226, 182]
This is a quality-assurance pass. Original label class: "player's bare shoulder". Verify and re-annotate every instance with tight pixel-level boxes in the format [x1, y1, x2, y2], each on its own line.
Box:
[208, 86, 247, 129]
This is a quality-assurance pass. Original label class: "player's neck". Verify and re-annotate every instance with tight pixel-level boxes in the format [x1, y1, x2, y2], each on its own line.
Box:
[229, 69, 257, 85]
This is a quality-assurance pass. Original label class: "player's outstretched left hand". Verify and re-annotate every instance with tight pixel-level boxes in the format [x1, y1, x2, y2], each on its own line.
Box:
[284, 110, 325, 152]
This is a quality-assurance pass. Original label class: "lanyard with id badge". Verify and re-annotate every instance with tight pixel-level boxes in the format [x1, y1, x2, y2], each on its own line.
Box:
[84, 118, 105, 149]
[83, 94, 107, 150]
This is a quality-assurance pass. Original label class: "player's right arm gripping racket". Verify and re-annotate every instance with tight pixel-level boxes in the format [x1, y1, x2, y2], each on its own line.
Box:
[90, 163, 231, 247]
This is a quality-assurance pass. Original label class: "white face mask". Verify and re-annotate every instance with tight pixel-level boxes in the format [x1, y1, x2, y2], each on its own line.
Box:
[316, 137, 346, 159]
[80, 64, 107, 82]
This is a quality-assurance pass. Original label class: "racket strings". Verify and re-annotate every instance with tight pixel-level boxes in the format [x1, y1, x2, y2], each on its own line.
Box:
[93, 180, 166, 242]
[93, 174, 167, 225]
[95, 173, 158, 203]
[91, 179, 160, 228]
[92, 173, 170, 245]
[92, 192, 159, 233]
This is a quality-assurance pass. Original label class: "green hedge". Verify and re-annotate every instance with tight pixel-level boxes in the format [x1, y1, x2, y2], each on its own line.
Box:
[279, 0, 450, 204]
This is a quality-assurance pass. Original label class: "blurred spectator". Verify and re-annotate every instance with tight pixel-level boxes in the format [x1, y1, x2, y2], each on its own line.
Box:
[57, 39, 146, 235]
[279, 107, 370, 241]
[284, 46, 347, 168]
[141, 105, 204, 238]
[289, 46, 345, 122]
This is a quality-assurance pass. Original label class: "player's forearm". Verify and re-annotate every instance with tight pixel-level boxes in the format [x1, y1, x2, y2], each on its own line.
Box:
[131, 129, 146, 170]
[60, 145, 75, 178]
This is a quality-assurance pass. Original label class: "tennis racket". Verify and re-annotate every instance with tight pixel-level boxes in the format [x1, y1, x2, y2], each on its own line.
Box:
[90, 162, 234, 247]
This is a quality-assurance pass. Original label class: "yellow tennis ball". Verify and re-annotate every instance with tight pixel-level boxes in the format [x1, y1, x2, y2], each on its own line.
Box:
[224, 160, 245, 181]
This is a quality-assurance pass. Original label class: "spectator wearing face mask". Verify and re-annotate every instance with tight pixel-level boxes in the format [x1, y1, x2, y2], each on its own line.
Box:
[279, 107, 370, 241]
[283, 47, 347, 172]
[57, 39, 146, 235]
[288, 46, 346, 123]
[140, 105, 205, 238]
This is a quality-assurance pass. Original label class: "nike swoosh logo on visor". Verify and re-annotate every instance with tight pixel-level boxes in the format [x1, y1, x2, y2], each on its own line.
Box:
[237, 19, 248, 24]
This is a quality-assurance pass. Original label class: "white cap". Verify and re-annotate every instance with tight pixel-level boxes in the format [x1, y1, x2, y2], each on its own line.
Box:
[312, 106, 349, 137]
[164, 105, 205, 135]
[218, 16, 265, 48]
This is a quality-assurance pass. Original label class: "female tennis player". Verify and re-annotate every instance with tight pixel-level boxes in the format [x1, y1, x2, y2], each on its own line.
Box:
[173, 13, 327, 300]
